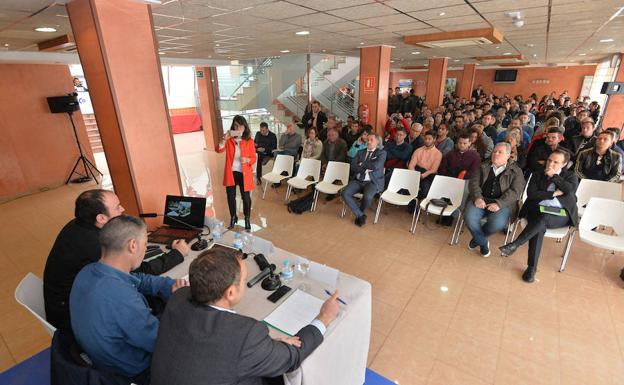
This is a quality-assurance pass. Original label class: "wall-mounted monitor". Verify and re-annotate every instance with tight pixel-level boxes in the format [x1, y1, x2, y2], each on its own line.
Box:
[494, 69, 517, 82]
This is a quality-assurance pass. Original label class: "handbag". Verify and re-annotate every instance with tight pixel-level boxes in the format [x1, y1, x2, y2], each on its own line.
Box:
[424, 197, 453, 228]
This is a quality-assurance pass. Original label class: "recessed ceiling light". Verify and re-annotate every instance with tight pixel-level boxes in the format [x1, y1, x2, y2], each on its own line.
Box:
[440, 286, 449, 292]
[579, 53, 587, 56]
[359, 42, 365, 45]
[322, 49, 326, 52]
[411, 51, 420, 55]
[390, 60, 395, 63]
[532, 53, 537, 57]
[495, 46, 500, 49]
[280, 50, 290, 53]
[600, 38, 614, 42]
[503, 52, 512, 55]
[158, 51, 165, 55]
[295, 30, 310, 35]
[453, 59, 460, 62]
[35, 27, 57, 32]
[3, 43, 8, 47]
[589, 48, 593, 51]
[526, 43, 534, 47]
[215, 44, 220, 47]
[439, 12, 446, 16]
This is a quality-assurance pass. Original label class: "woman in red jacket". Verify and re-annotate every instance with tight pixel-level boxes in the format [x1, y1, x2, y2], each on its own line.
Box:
[216, 115, 257, 231]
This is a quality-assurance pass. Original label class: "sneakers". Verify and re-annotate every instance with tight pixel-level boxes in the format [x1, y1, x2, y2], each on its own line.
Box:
[468, 239, 479, 251]
[480, 241, 491, 258]
[355, 214, 367, 227]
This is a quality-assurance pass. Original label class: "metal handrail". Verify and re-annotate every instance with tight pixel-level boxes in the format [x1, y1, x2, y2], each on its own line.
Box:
[310, 67, 356, 104]
[226, 57, 276, 99]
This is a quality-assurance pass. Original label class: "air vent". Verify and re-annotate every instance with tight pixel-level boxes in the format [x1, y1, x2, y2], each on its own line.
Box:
[405, 28, 503, 48]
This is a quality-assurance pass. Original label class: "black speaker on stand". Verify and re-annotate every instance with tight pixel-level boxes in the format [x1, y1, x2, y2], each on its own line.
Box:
[47, 94, 103, 184]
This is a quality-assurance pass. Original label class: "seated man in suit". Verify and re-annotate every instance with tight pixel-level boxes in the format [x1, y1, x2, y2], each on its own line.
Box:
[465, 142, 525, 257]
[526, 127, 569, 175]
[150, 247, 340, 385]
[500, 150, 578, 283]
[43, 189, 188, 330]
[341, 134, 387, 227]
[70, 215, 188, 385]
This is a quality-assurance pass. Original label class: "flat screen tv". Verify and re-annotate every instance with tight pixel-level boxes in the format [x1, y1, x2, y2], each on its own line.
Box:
[494, 69, 517, 82]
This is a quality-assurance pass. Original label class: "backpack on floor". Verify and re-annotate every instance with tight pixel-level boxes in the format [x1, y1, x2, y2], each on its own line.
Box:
[287, 192, 315, 214]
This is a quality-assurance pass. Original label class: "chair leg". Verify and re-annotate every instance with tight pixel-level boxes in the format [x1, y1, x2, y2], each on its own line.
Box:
[451, 214, 462, 245]
[285, 185, 292, 202]
[262, 180, 269, 199]
[559, 229, 576, 272]
[374, 199, 383, 224]
[413, 206, 422, 233]
[410, 203, 418, 234]
[312, 190, 318, 212]
[340, 201, 346, 218]
[511, 220, 519, 242]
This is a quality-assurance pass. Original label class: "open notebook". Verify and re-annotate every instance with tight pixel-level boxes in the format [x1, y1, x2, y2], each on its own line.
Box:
[263, 289, 324, 336]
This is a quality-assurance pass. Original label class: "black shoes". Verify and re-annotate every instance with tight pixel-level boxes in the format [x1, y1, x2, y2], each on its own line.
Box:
[228, 216, 238, 230]
[468, 239, 479, 251]
[244, 217, 251, 231]
[522, 266, 536, 283]
[499, 243, 519, 257]
[355, 214, 367, 227]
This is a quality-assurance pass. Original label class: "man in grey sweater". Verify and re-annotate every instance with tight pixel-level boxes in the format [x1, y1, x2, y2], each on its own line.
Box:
[277, 123, 302, 157]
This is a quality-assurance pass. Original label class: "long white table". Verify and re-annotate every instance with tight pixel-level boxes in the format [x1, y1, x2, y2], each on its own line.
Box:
[161, 231, 372, 385]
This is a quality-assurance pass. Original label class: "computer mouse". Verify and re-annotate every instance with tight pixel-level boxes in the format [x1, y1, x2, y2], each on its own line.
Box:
[191, 238, 209, 251]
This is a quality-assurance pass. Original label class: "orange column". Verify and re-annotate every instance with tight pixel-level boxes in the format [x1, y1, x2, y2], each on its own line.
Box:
[196, 67, 222, 151]
[457, 64, 477, 100]
[358, 45, 391, 135]
[425, 58, 449, 108]
[601, 53, 624, 129]
[67, 0, 181, 221]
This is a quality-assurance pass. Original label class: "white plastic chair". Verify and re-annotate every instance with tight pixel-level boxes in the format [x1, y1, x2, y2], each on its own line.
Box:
[261, 154, 294, 199]
[578, 197, 624, 255]
[414, 175, 466, 243]
[285, 158, 321, 201]
[312, 161, 350, 211]
[576, 179, 622, 218]
[15, 273, 57, 336]
[373, 169, 421, 233]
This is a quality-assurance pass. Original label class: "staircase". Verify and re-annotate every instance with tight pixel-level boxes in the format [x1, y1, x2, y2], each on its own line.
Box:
[82, 114, 103, 153]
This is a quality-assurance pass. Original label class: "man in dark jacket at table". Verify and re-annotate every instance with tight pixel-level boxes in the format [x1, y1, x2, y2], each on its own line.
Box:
[150, 246, 340, 385]
[43, 189, 188, 330]
[500, 149, 579, 283]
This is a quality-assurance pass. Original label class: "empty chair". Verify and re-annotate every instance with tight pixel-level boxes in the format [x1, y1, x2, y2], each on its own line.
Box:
[577, 197, 624, 257]
[414, 175, 466, 243]
[285, 158, 321, 201]
[312, 161, 350, 211]
[373, 169, 421, 233]
[260, 154, 294, 199]
[15, 273, 57, 336]
[576, 179, 622, 218]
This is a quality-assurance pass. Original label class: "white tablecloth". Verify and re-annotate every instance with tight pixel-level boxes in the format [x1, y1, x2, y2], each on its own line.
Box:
[161, 231, 371, 385]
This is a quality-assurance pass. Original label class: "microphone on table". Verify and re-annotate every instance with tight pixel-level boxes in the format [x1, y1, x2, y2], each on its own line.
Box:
[247, 254, 281, 291]
[139, 213, 209, 251]
[247, 265, 275, 288]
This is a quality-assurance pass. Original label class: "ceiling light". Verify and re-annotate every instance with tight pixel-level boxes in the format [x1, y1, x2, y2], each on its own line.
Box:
[439, 12, 446, 16]
[215, 44, 220, 47]
[600, 38, 614, 42]
[3, 43, 8, 47]
[526, 43, 534, 47]
[579, 53, 587, 56]
[295, 30, 310, 36]
[158, 51, 165, 55]
[35, 27, 57, 32]
[280, 50, 290, 53]
[322, 49, 326, 52]
[495, 46, 500, 49]
[532, 53, 537, 57]
[411, 51, 420, 55]
[440, 286, 449, 292]
[390, 60, 395, 63]
[503, 52, 512, 55]
[453, 59, 460, 62]
[359, 42, 365, 45]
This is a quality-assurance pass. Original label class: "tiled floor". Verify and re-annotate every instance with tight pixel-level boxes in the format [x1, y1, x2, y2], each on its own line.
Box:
[2, 132, 624, 384]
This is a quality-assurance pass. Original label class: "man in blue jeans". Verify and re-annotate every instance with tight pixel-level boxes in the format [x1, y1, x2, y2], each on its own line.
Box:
[342, 134, 387, 227]
[465, 142, 525, 257]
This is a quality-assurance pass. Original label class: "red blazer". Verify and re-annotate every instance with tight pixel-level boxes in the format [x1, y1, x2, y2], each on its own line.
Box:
[217, 138, 257, 192]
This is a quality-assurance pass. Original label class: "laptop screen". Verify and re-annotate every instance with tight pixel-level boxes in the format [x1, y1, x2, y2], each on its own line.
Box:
[163, 195, 206, 229]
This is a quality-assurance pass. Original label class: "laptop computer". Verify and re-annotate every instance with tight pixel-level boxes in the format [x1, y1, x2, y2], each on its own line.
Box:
[148, 195, 207, 245]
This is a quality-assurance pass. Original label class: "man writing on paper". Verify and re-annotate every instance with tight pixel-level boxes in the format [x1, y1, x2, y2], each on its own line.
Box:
[151, 247, 341, 385]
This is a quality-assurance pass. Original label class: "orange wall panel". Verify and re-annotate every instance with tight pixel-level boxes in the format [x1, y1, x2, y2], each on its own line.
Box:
[0, 64, 95, 201]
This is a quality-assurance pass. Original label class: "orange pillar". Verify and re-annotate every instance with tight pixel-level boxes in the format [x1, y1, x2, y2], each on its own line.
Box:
[601, 53, 624, 130]
[458, 64, 477, 100]
[358, 45, 391, 135]
[196, 67, 222, 151]
[67, 0, 182, 221]
[425, 58, 448, 108]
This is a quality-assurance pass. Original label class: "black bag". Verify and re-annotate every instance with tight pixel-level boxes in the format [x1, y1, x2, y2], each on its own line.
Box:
[287, 192, 315, 214]
[424, 197, 453, 228]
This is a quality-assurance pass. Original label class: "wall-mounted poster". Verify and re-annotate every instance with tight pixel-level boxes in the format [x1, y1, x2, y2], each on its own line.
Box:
[445, 78, 457, 94]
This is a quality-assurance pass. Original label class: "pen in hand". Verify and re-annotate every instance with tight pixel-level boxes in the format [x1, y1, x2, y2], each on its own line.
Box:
[325, 289, 347, 305]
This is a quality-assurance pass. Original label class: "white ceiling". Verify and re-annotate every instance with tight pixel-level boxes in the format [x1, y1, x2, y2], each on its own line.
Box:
[0, 0, 622, 67]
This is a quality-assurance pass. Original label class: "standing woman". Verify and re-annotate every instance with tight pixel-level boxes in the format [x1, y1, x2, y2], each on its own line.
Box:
[217, 115, 257, 231]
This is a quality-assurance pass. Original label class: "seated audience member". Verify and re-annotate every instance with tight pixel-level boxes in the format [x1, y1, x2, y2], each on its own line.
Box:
[522, 103, 536, 131]
[518, 112, 534, 138]
[568, 118, 596, 158]
[341, 135, 387, 227]
[302, 100, 327, 135]
[439, 133, 481, 180]
[500, 150, 578, 282]
[319, 116, 338, 142]
[254, 122, 277, 183]
[495, 119, 530, 148]
[605, 127, 624, 163]
[70, 215, 188, 384]
[43, 190, 188, 330]
[347, 125, 373, 158]
[526, 127, 568, 175]
[320, 127, 348, 170]
[342, 118, 361, 149]
[150, 247, 340, 385]
[575, 131, 622, 182]
[408, 122, 424, 152]
[505, 131, 527, 169]
[495, 107, 511, 132]
[301, 127, 323, 160]
[385, 113, 410, 140]
[469, 124, 494, 160]
[384, 127, 412, 170]
[563, 108, 589, 142]
[465, 142, 525, 257]
[276, 123, 302, 158]
[408, 131, 442, 200]
[481, 112, 499, 141]
[435, 123, 454, 156]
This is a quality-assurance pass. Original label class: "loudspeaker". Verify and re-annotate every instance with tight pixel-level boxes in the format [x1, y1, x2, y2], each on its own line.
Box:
[47, 95, 80, 114]
[600, 82, 624, 95]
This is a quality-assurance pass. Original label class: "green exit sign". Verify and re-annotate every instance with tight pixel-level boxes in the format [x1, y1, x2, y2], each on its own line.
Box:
[196, 70, 204, 78]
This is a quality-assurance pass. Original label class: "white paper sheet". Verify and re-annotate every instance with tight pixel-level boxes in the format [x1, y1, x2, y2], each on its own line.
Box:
[263, 289, 324, 336]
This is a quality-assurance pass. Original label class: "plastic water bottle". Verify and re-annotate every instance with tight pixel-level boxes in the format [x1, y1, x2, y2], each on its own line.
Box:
[212, 221, 223, 241]
[232, 232, 243, 250]
[280, 259, 294, 283]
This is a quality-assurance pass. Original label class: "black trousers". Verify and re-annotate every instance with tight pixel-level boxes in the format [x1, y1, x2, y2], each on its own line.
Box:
[514, 205, 570, 267]
[226, 171, 251, 218]
[256, 152, 272, 181]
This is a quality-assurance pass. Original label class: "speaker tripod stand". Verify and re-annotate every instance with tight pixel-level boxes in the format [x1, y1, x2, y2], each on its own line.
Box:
[65, 111, 103, 184]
